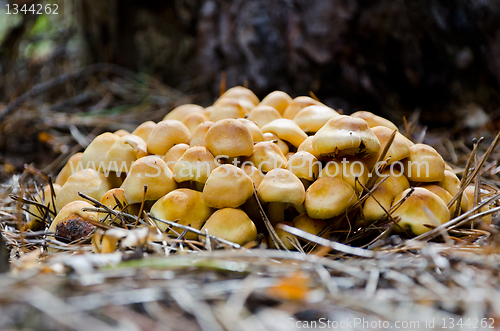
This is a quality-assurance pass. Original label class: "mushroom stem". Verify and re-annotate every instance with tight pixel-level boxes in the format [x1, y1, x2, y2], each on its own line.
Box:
[267, 202, 285, 225]
[293, 203, 306, 214]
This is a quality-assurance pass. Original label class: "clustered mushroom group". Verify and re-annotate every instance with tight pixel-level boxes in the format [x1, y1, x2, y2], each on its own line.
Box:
[28, 86, 492, 251]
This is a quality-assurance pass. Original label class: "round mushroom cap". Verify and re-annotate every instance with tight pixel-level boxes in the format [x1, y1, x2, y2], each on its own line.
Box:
[163, 104, 205, 121]
[209, 98, 248, 121]
[365, 126, 413, 170]
[373, 168, 410, 198]
[202, 165, 254, 208]
[247, 105, 282, 128]
[420, 184, 458, 215]
[287, 151, 320, 182]
[163, 143, 190, 171]
[121, 156, 177, 204]
[392, 187, 450, 235]
[262, 132, 289, 155]
[258, 91, 293, 115]
[313, 115, 381, 158]
[220, 86, 260, 109]
[283, 96, 322, 119]
[172, 146, 217, 184]
[293, 105, 340, 133]
[181, 112, 209, 134]
[147, 120, 191, 156]
[100, 188, 127, 210]
[292, 213, 327, 237]
[351, 111, 398, 131]
[55, 152, 83, 186]
[437, 170, 468, 212]
[297, 136, 320, 158]
[56, 169, 112, 212]
[113, 129, 130, 137]
[270, 222, 297, 250]
[204, 119, 254, 158]
[102, 134, 148, 173]
[236, 118, 264, 142]
[402, 144, 445, 182]
[150, 189, 213, 239]
[29, 184, 62, 221]
[80, 132, 119, 169]
[48, 200, 98, 235]
[319, 156, 369, 193]
[360, 185, 393, 224]
[257, 169, 305, 206]
[304, 177, 356, 219]
[201, 208, 257, 245]
[261, 119, 308, 148]
[463, 186, 491, 225]
[246, 141, 287, 173]
[132, 121, 156, 141]
[190, 121, 214, 147]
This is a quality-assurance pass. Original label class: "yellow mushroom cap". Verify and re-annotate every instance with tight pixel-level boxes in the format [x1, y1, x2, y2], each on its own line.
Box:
[292, 213, 327, 237]
[392, 187, 450, 235]
[172, 146, 217, 184]
[55, 169, 112, 212]
[242, 164, 265, 188]
[29, 184, 62, 221]
[297, 136, 320, 158]
[181, 112, 209, 134]
[100, 188, 127, 210]
[49, 200, 98, 237]
[351, 110, 398, 131]
[257, 169, 305, 205]
[163, 104, 205, 121]
[258, 91, 293, 115]
[437, 170, 468, 212]
[402, 144, 445, 182]
[360, 185, 393, 224]
[365, 126, 413, 170]
[132, 121, 156, 141]
[247, 105, 282, 128]
[80, 132, 119, 169]
[463, 186, 491, 225]
[304, 177, 356, 219]
[202, 165, 254, 208]
[204, 119, 254, 158]
[150, 188, 213, 239]
[421, 184, 458, 214]
[113, 129, 130, 137]
[319, 156, 369, 193]
[55, 152, 83, 186]
[220, 86, 260, 109]
[287, 151, 320, 182]
[313, 115, 380, 158]
[190, 121, 214, 147]
[262, 132, 289, 155]
[374, 168, 410, 198]
[270, 222, 297, 250]
[237, 118, 264, 142]
[147, 120, 191, 156]
[103, 134, 148, 173]
[120, 156, 177, 204]
[293, 105, 340, 133]
[163, 143, 190, 171]
[200, 208, 257, 245]
[209, 98, 248, 121]
[283, 96, 322, 120]
[246, 141, 287, 173]
[261, 119, 308, 148]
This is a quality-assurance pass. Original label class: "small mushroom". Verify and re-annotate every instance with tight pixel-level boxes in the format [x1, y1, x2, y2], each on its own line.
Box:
[236, 118, 264, 142]
[131, 121, 156, 141]
[283, 96, 322, 119]
[402, 144, 445, 182]
[313, 115, 381, 158]
[258, 91, 293, 115]
[261, 119, 308, 148]
[55, 152, 83, 186]
[246, 141, 287, 173]
[204, 119, 254, 159]
[49, 201, 98, 243]
[163, 104, 205, 121]
[247, 105, 282, 128]
[202, 164, 254, 208]
[172, 146, 217, 189]
[392, 187, 450, 235]
[364, 126, 413, 171]
[293, 105, 340, 133]
[219, 86, 259, 111]
[262, 132, 289, 155]
[151, 189, 213, 240]
[181, 112, 209, 134]
[437, 170, 468, 212]
[305, 177, 356, 219]
[209, 98, 248, 121]
[319, 156, 369, 193]
[351, 110, 398, 131]
[147, 120, 191, 155]
[163, 143, 190, 171]
[200, 208, 257, 246]
[292, 213, 327, 237]
[287, 151, 320, 189]
[80, 132, 119, 170]
[190, 121, 214, 147]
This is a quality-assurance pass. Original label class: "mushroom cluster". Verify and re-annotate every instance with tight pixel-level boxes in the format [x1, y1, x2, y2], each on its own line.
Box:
[36, 86, 491, 250]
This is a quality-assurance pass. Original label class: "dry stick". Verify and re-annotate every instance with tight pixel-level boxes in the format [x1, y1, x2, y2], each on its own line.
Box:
[278, 224, 375, 258]
[473, 140, 482, 228]
[252, 187, 288, 251]
[134, 185, 148, 229]
[0, 63, 141, 122]
[451, 137, 483, 218]
[47, 175, 58, 218]
[448, 132, 500, 209]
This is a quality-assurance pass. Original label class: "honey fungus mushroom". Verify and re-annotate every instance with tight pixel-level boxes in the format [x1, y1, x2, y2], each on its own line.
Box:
[147, 120, 191, 155]
[313, 115, 380, 158]
[150, 189, 213, 240]
[163, 104, 205, 121]
[247, 105, 282, 128]
[351, 110, 398, 131]
[258, 91, 293, 115]
[283, 96, 322, 120]
[200, 208, 257, 246]
[392, 187, 450, 235]
[202, 165, 254, 208]
[55, 152, 83, 186]
[305, 177, 356, 219]
[204, 118, 254, 159]
[49, 201, 98, 243]
[402, 144, 445, 182]
[172, 146, 217, 189]
[261, 119, 308, 148]
[293, 105, 340, 133]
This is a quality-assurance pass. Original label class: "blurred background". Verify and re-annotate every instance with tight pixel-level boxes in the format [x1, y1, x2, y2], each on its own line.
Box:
[1, 0, 500, 178]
